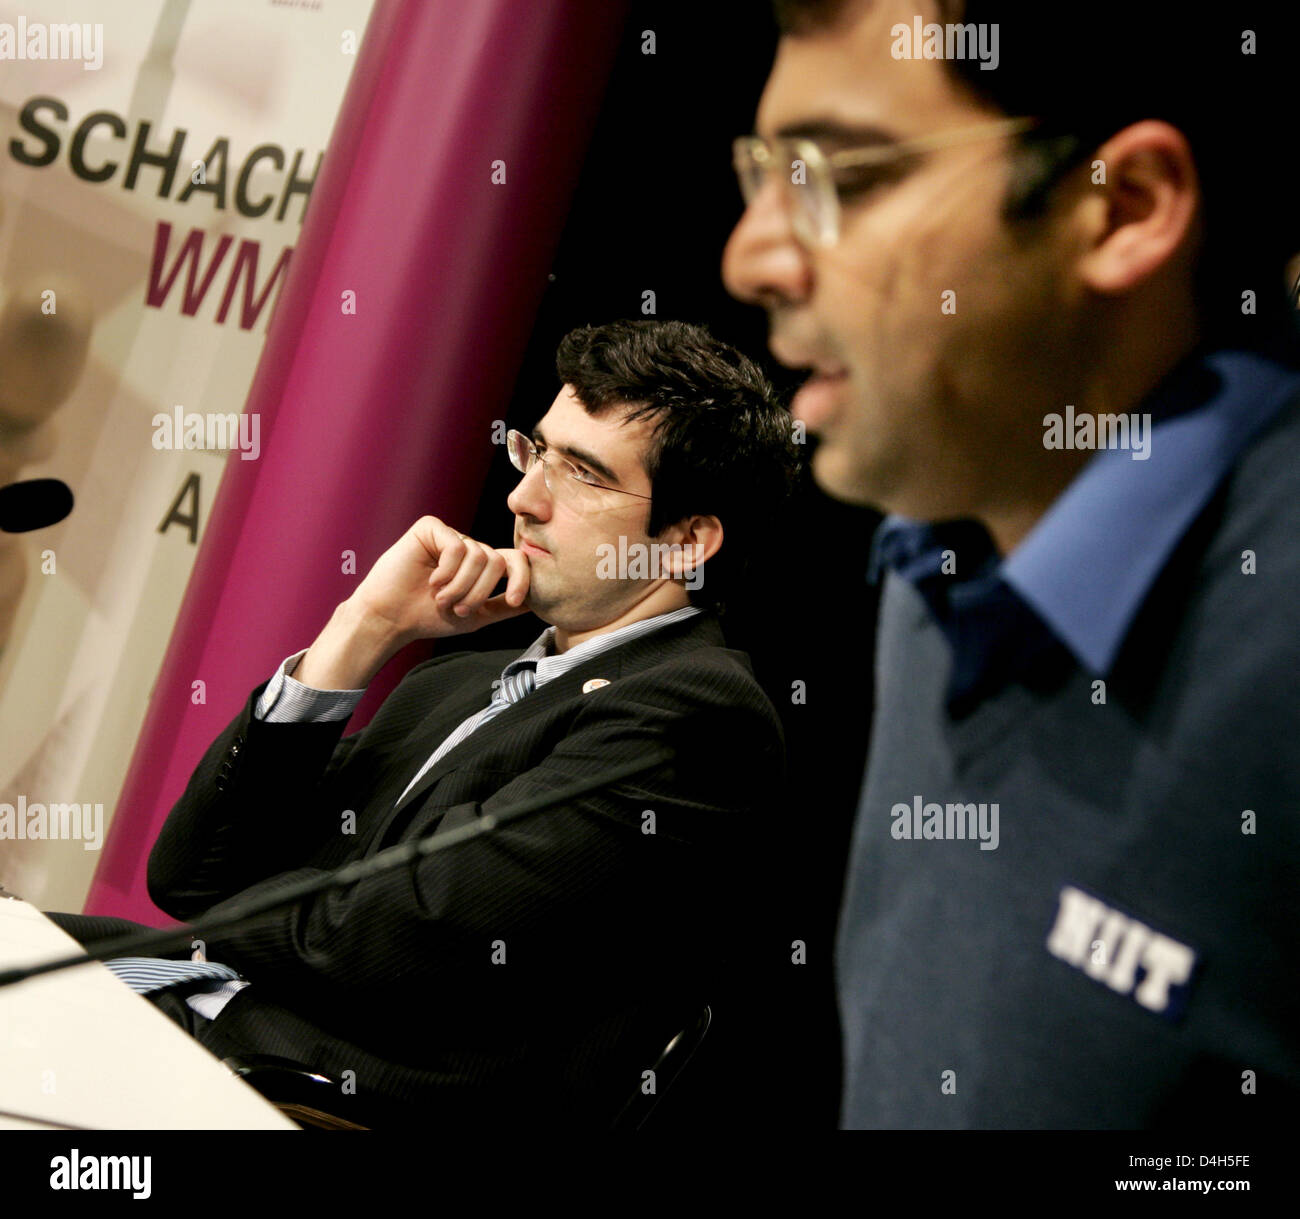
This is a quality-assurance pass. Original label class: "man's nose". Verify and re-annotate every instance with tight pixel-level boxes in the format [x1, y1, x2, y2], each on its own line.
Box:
[506, 459, 551, 520]
[721, 179, 813, 309]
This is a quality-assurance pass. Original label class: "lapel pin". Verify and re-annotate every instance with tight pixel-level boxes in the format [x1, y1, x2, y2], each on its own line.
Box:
[582, 678, 610, 693]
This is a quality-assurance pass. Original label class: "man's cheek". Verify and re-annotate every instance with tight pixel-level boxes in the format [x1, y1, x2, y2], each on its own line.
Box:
[818, 254, 894, 354]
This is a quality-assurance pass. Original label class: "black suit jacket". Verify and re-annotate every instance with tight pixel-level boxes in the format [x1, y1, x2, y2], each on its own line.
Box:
[146, 609, 783, 1127]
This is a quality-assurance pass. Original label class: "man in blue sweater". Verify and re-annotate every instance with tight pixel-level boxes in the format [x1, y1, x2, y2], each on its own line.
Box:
[723, 0, 1300, 1127]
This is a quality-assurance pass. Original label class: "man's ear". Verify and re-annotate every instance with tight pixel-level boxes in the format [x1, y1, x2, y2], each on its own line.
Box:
[1074, 120, 1201, 297]
[656, 514, 723, 579]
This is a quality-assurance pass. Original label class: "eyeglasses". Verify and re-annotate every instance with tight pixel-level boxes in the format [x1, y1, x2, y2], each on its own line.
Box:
[732, 116, 1038, 248]
[505, 429, 652, 510]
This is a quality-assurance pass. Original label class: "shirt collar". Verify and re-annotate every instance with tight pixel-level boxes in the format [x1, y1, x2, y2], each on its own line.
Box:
[512, 604, 703, 685]
[1003, 348, 1300, 673]
[873, 347, 1300, 676]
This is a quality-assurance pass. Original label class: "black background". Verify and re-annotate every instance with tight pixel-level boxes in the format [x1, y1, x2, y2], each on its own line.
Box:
[459, 0, 882, 1129]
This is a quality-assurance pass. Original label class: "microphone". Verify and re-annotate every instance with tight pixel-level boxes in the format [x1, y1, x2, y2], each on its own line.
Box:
[0, 478, 74, 532]
[0, 745, 675, 992]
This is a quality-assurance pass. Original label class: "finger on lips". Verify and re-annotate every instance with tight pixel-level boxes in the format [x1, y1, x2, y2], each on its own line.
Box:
[500, 550, 529, 605]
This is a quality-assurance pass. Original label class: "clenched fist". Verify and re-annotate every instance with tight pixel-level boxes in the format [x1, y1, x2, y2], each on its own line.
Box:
[353, 515, 531, 642]
[294, 517, 532, 690]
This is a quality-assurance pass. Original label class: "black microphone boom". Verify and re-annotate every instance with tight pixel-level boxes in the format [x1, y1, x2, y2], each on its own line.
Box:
[0, 745, 673, 992]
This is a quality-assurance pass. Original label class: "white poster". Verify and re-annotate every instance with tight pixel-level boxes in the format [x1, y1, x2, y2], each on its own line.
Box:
[0, 0, 375, 910]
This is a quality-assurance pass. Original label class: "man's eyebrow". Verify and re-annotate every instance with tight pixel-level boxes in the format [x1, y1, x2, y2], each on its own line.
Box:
[531, 427, 622, 486]
[770, 119, 898, 148]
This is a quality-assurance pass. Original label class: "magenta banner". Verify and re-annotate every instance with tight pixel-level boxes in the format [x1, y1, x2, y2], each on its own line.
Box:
[86, 0, 628, 922]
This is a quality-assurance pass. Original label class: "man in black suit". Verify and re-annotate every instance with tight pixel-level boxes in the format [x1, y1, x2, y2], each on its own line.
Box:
[48, 319, 798, 1128]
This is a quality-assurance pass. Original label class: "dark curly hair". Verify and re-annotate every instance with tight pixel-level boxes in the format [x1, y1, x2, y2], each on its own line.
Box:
[555, 319, 799, 613]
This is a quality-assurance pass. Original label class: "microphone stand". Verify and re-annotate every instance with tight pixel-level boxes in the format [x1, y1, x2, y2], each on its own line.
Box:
[0, 748, 670, 992]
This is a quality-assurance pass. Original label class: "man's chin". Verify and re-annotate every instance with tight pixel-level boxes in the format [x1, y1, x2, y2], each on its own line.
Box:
[522, 581, 571, 624]
[811, 442, 887, 511]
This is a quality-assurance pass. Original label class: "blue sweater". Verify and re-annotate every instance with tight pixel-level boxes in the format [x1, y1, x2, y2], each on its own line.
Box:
[838, 351, 1300, 1128]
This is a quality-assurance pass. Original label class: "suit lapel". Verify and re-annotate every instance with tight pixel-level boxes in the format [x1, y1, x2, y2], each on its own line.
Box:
[388, 610, 725, 816]
[380, 654, 505, 806]
[388, 649, 612, 816]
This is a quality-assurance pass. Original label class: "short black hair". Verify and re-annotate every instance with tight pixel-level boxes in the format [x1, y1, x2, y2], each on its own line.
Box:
[772, 0, 1299, 357]
[555, 319, 799, 613]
